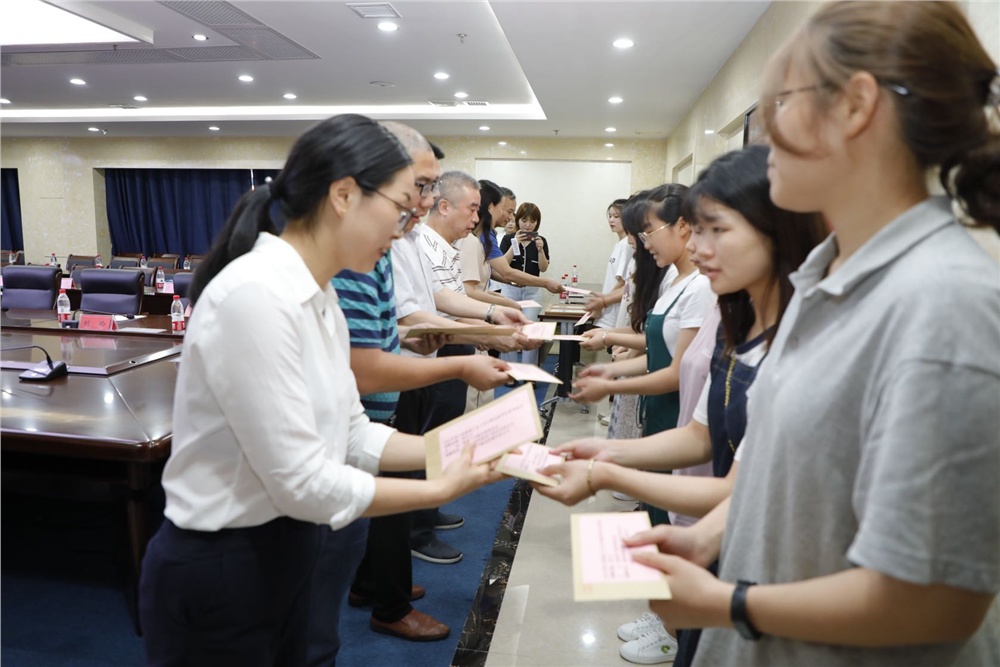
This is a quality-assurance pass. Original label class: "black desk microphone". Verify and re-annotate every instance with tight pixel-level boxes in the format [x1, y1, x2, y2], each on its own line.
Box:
[4, 344, 69, 382]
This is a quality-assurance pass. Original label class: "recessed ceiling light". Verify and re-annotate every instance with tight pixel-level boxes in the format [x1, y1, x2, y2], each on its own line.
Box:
[378, 22, 398, 31]
[704, 129, 715, 135]
[133, 95, 147, 102]
[0, 98, 10, 104]
[238, 75, 254, 83]
[208, 126, 220, 131]
[498, 141, 507, 146]
[454, 91, 468, 99]
[70, 78, 86, 85]
[613, 38, 634, 49]
[519, 150, 526, 155]
[283, 93, 297, 100]
[604, 143, 614, 147]
[434, 72, 450, 80]
[479, 126, 490, 131]
[605, 127, 617, 133]
[88, 127, 100, 132]
[193, 34, 208, 41]
[608, 96, 623, 104]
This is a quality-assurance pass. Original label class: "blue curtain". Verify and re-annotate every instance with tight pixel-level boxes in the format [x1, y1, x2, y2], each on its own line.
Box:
[105, 168, 279, 257]
[1, 168, 24, 251]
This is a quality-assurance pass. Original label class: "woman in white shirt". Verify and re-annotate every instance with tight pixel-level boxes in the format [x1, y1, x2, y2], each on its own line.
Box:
[139, 114, 498, 666]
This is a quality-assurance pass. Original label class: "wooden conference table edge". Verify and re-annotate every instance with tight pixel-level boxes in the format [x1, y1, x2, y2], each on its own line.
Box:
[538, 302, 590, 399]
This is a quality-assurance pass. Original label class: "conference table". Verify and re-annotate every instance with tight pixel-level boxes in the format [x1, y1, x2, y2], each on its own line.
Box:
[538, 300, 591, 402]
[1, 311, 182, 632]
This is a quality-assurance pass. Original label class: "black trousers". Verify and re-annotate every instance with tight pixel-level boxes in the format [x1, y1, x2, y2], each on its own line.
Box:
[140, 517, 320, 667]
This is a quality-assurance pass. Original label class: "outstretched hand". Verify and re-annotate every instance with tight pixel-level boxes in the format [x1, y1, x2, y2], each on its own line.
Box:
[629, 550, 734, 630]
[440, 444, 505, 501]
[568, 376, 611, 403]
[531, 458, 597, 506]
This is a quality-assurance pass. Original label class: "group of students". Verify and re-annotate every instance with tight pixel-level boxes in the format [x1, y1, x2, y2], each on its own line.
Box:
[137, 2, 998, 666]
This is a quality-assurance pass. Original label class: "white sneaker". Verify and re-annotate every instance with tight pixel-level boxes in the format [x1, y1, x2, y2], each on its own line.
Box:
[612, 491, 637, 502]
[616, 612, 663, 641]
[619, 627, 678, 664]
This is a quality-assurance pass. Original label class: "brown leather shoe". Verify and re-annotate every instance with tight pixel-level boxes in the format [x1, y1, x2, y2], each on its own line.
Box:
[369, 609, 450, 642]
[348, 585, 426, 608]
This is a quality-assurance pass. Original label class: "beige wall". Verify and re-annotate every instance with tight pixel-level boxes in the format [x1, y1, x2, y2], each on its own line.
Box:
[0, 134, 664, 263]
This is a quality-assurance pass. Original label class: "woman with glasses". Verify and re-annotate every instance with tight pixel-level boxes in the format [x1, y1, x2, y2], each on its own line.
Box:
[139, 114, 499, 666]
[628, 3, 1000, 666]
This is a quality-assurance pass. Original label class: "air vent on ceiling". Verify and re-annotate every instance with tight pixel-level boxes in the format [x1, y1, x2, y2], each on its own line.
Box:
[160, 1, 262, 26]
[428, 100, 459, 107]
[347, 3, 401, 19]
[461, 100, 489, 107]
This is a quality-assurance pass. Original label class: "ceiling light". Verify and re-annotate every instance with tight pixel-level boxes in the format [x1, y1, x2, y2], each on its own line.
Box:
[519, 151, 526, 155]
[193, 34, 208, 41]
[70, 78, 86, 85]
[479, 126, 490, 131]
[133, 95, 147, 102]
[87, 127, 100, 132]
[454, 91, 468, 99]
[0, 98, 10, 104]
[2, 1, 138, 47]
[208, 126, 220, 131]
[283, 93, 297, 100]
[704, 129, 715, 135]
[605, 143, 614, 147]
[238, 75, 254, 83]
[613, 38, 634, 49]
[608, 96, 623, 104]
[434, 72, 450, 80]
[377, 22, 398, 31]
[498, 141, 507, 146]
[605, 127, 617, 133]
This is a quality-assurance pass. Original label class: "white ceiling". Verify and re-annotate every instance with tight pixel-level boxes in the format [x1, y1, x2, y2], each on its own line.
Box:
[0, 0, 771, 139]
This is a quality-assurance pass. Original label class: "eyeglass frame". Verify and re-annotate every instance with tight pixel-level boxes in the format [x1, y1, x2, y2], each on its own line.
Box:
[416, 179, 441, 198]
[638, 223, 671, 245]
[372, 190, 418, 232]
[773, 79, 910, 110]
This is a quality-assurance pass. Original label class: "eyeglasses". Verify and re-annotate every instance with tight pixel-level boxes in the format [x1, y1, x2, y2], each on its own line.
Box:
[773, 80, 909, 110]
[638, 224, 669, 245]
[373, 190, 418, 232]
[416, 179, 441, 198]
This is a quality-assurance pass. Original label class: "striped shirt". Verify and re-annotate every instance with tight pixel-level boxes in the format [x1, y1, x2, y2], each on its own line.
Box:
[418, 224, 466, 296]
[332, 253, 400, 422]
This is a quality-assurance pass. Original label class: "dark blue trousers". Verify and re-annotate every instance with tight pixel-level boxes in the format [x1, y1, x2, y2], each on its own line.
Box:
[140, 517, 320, 667]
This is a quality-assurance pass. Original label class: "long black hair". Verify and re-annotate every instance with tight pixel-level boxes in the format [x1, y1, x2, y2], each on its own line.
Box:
[683, 145, 827, 353]
[475, 179, 503, 258]
[621, 184, 689, 333]
[191, 114, 411, 305]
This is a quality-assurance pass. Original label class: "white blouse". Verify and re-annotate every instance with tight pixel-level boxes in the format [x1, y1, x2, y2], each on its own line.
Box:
[162, 233, 393, 532]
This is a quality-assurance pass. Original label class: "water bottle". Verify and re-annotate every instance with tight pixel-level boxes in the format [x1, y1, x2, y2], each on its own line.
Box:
[182, 255, 191, 271]
[95, 254, 103, 268]
[170, 295, 185, 333]
[57, 289, 71, 321]
[155, 266, 165, 292]
[559, 274, 568, 303]
[571, 264, 579, 285]
[49, 252, 58, 266]
[139, 254, 147, 268]
[8, 251, 15, 265]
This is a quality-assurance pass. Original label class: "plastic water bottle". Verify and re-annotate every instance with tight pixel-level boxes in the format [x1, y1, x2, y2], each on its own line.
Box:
[559, 274, 568, 303]
[8, 251, 15, 265]
[170, 295, 185, 333]
[571, 264, 579, 285]
[139, 254, 147, 268]
[155, 266, 165, 292]
[49, 252, 58, 266]
[95, 254, 103, 268]
[57, 289, 71, 321]
[182, 255, 191, 271]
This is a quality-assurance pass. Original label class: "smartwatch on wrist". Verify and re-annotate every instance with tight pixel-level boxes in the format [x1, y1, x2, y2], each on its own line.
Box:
[730, 579, 762, 641]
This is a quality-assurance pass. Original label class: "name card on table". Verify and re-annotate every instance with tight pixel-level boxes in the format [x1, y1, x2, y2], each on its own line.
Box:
[61, 277, 73, 289]
[79, 314, 117, 331]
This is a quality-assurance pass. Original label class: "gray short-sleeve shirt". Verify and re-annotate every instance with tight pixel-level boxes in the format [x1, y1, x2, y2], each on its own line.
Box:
[695, 198, 1000, 667]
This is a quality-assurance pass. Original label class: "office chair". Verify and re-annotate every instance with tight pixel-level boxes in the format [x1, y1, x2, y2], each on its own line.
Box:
[146, 257, 178, 270]
[188, 255, 206, 270]
[65, 254, 98, 271]
[78, 268, 145, 315]
[1, 265, 62, 309]
[109, 256, 140, 269]
[171, 271, 195, 309]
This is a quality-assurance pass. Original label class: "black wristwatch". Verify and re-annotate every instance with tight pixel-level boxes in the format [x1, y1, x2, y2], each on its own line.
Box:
[730, 579, 762, 640]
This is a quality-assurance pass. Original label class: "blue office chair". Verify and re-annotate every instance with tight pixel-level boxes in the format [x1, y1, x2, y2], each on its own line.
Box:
[146, 257, 177, 271]
[66, 254, 98, 271]
[109, 256, 140, 269]
[1, 265, 62, 309]
[171, 271, 194, 309]
[78, 268, 145, 315]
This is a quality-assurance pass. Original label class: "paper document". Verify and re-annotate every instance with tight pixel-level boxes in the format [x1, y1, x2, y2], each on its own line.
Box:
[425, 384, 543, 479]
[496, 443, 563, 486]
[552, 334, 587, 342]
[521, 321, 558, 340]
[404, 325, 515, 338]
[571, 512, 673, 601]
[565, 286, 592, 295]
[518, 300, 542, 309]
[505, 361, 562, 385]
[575, 311, 592, 326]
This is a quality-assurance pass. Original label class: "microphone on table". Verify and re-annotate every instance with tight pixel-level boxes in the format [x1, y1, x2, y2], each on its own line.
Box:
[4, 344, 69, 382]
